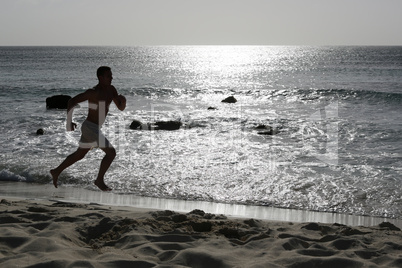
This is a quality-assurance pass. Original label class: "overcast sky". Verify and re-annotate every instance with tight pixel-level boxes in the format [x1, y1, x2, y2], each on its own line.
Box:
[1, 0, 401, 46]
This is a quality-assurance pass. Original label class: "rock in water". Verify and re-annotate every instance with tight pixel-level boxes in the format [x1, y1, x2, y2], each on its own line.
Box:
[155, 121, 182, 130]
[129, 120, 182, 130]
[129, 120, 142, 130]
[221, 96, 237, 103]
[46, 95, 71, 109]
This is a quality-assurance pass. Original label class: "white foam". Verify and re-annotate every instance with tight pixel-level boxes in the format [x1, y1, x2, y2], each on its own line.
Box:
[0, 169, 27, 182]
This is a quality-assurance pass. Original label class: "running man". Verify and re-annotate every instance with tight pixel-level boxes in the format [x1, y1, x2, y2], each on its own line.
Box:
[50, 66, 126, 191]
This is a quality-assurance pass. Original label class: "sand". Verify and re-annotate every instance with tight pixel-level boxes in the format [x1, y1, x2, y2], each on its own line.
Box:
[1, 198, 402, 268]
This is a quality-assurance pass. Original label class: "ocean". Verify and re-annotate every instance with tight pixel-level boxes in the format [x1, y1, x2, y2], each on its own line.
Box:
[1, 46, 402, 220]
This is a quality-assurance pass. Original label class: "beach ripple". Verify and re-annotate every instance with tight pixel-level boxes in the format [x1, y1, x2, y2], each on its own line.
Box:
[1, 199, 402, 268]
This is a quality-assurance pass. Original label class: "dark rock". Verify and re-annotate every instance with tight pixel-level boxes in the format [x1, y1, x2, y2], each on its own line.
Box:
[221, 96, 237, 103]
[46, 95, 71, 109]
[255, 125, 279, 135]
[255, 124, 270, 130]
[129, 120, 142, 130]
[258, 130, 275, 135]
[208, 107, 218, 110]
[129, 120, 182, 130]
[36, 128, 44, 135]
[155, 120, 182, 130]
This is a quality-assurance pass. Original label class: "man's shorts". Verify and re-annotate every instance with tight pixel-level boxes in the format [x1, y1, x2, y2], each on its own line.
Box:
[79, 120, 111, 149]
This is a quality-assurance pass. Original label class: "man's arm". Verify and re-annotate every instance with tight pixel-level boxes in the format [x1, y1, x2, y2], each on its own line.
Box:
[66, 91, 91, 131]
[112, 86, 126, 111]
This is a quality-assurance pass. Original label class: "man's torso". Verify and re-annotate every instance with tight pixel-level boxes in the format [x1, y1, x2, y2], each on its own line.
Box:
[86, 85, 115, 126]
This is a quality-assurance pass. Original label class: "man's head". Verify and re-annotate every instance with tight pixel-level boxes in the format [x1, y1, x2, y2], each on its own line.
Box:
[97, 66, 113, 85]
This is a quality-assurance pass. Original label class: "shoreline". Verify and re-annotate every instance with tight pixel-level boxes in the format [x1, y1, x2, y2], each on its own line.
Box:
[1, 186, 402, 267]
[1, 181, 401, 229]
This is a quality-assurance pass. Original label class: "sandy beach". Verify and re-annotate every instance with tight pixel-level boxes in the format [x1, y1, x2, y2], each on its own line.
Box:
[1, 196, 402, 268]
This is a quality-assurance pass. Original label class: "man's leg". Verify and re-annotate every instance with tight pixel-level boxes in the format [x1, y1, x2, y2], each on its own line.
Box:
[94, 146, 116, 191]
[50, 147, 90, 188]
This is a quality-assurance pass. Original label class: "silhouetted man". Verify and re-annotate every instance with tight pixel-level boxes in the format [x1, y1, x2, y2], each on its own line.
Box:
[50, 66, 126, 191]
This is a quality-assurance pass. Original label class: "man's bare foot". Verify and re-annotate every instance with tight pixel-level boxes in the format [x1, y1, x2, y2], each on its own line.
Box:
[50, 169, 58, 188]
[94, 180, 112, 191]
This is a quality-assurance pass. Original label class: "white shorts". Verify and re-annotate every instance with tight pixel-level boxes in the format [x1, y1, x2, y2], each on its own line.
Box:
[79, 120, 111, 149]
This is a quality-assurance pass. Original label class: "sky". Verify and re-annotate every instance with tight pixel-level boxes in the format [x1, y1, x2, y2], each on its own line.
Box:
[1, 0, 402, 46]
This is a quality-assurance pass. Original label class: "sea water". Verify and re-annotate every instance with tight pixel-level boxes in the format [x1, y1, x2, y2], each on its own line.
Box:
[1, 46, 402, 219]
